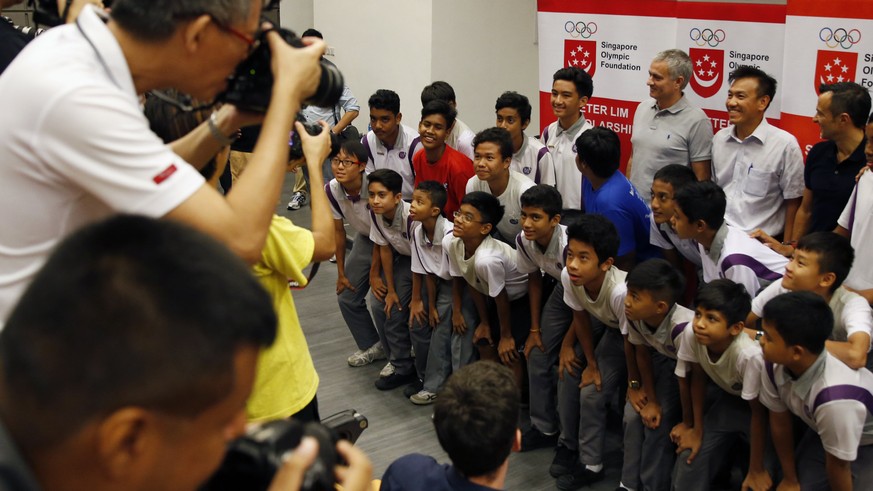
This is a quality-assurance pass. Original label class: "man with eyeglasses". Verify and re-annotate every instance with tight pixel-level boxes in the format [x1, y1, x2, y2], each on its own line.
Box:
[0, 0, 326, 323]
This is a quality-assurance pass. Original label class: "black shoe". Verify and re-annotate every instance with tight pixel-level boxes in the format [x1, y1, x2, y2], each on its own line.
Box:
[402, 379, 424, 398]
[374, 371, 416, 390]
[520, 427, 559, 452]
[556, 464, 604, 491]
[549, 444, 578, 478]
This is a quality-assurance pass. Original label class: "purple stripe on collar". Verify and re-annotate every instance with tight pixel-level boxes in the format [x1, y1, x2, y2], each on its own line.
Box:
[516, 234, 534, 263]
[370, 208, 389, 243]
[812, 384, 873, 414]
[408, 137, 421, 175]
[363, 134, 373, 163]
[671, 322, 687, 341]
[721, 254, 783, 282]
[765, 361, 776, 388]
[542, 126, 550, 143]
[325, 183, 344, 219]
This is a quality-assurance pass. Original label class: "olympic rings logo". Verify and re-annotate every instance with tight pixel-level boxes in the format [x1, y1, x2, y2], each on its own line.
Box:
[819, 28, 862, 50]
[565, 20, 597, 39]
[689, 28, 726, 47]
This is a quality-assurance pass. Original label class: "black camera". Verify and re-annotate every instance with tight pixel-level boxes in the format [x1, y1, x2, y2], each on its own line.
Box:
[218, 27, 344, 114]
[199, 410, 367, 491]
[27, 0, 114, 27]
[288, 121, 340, 162]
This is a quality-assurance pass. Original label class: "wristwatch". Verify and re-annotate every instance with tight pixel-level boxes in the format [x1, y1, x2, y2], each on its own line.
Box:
[628, 380, 641, 389]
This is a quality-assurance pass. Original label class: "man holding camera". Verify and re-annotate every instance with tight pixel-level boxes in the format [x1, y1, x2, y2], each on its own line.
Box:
[0, 0, 325, 322]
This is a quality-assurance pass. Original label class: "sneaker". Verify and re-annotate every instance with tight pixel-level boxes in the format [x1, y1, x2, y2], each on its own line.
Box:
[328, 254, 337, 263]
[379, 361, 395, 378]
[410, 390, 438, 405]
[556, 465, 604, 491]
[347, 343, 386, 367]
[286, 191, 308, 210]
[520, 427, 558, 452]
[374, 371, 416, 390]
[549, 444, 578, 478]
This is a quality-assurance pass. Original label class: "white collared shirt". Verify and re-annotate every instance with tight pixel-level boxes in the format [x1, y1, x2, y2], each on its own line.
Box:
[626, 304, 694, 361]
[541, 115, 593, 210]
[466, 171, 536, 245]
[516, 224, 568, 281]
[447, 118, 476, 160]
[326, 174, 371, 236]
[838, 171, 873, 291]
[676, 326, 764, 400]
[512, 136, 556, 186]
[411, 216, 453, 280]
[561, 266, 629, 332]
[649, 216, 702, 267]
[363, 124, 422, 199]
[369, 201, 417, 256]
[700, 223, 788, 297]
[443, 235, 528, 301]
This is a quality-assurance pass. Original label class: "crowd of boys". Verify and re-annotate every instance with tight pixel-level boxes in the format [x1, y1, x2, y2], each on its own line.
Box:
[322, 48, 873, 491]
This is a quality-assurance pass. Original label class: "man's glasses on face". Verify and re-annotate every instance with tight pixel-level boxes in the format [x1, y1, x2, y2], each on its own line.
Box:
[453, 211, 482, 224]
[331, 158, 360, 169]
[210, 16, 261, 54]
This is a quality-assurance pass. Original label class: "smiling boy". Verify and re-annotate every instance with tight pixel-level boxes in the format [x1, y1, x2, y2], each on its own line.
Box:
[495, 91, 555, 185]
[363, 89, 423, 199]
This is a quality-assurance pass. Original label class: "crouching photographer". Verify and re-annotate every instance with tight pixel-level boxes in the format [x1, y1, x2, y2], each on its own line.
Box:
[0, 214, 373, 491]
[0, 0, 331, 321]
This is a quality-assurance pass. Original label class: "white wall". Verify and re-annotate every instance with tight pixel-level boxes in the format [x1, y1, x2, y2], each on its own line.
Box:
[278, 0, 314, 35]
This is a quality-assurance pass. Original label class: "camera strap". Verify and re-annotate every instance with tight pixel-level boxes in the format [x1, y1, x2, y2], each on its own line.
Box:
[288, 262, 320, 290]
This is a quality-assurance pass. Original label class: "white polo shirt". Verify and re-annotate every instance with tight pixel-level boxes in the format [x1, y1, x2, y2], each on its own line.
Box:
[512, 136, 556, 186]
[448, 118, 476, 160]
[711, 119, 805, 236]
[369, 201, 417, 257]
[466, 171, 536, 244]
[626, 304, 694, 361]
[759, 352, 873, 461]
[411, 216, 453, 281]
[561, 266, 629, 332]
[541, 115, 594, 210]
[676, 326, 764, 400]
[326, 173, 371, 237]
[443, 235, 528, 301]
[0, 6, 205, 323]
[649, 216, 702, 267]
[516, 224, 568, 281]
[363, 124, 422, 199]
[701, 223, 789, 297]
[752, 283, 872, 348]
[838, 172, 873, 291]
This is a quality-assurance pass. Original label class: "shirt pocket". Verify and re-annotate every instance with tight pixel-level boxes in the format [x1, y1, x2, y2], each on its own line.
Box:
[744, 168, 773, 197]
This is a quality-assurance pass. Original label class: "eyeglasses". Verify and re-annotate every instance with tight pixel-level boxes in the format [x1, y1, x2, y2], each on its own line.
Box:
[453, 211, 482, 224]
[211, 16, 260, 53]
[331, 158, 361, 168]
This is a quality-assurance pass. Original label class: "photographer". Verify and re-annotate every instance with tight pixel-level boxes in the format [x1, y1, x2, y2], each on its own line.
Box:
[0, 0, 326, 322]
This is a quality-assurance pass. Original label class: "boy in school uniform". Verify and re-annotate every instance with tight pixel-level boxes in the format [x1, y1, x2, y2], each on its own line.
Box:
[649, 164, 703, 270]
[671, 180, 788, 297]
[328, 140, 386, 368]
[420, 81, 477, 159]
[363, 89, 422, 200]
[620, 259, 694, 491]
[749, 232, 872, 369]
[466, 127, 535, 246]
[495, 91, 556, 185]
[407, 181, 476, 404]
[442, 191, 530, 382]
[412, 100, 474, 221]
[672, 279, 769, 491]
[368, 169, 419, 391]
[556, 214, 630, 490]
[758, 292, 873, 491]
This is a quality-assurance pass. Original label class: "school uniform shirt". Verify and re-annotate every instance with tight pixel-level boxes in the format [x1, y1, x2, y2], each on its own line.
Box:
[700, 222, 788, 297]
[752, 283, 873, 348]
[649, 215, 702, 267]
[512, 135, 556, 186]
[412, 145, 474, 220]
[516, 224, 568, 281]
[370, 200, 417, 257]
[443, 234, 528, 301]
[541, 115, 594, 210]
[411, 215, 453, 281]
[760, 352, 873, 461]
[583, 172, 660, 261]
[711, 119, 804, 236]
[626, 304, 694, 361]
[466, 171, 536, 244]
[676, 326, 763, 401]
[447, 118, 476, 160]
[363, 124, 422, 199]
[326, 173, 371, 237]
[838, 171, 873, 291]
[561, 266, 629, 332]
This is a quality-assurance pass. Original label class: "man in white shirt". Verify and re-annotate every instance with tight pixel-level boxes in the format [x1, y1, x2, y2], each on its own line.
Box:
[495, 91, 556, 185]
[363, 89, 422, 200]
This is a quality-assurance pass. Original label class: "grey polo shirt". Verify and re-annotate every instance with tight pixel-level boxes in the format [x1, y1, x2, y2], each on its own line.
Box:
[0, 420, 41, 491]
[629, 96, 713, 201]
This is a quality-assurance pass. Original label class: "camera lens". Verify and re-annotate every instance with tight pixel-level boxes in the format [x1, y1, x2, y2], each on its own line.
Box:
[307, 61, 344, 108]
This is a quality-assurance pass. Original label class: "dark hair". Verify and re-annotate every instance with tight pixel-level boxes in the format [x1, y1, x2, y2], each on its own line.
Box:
[421, 100, 457, 131]
[339, 139, 367, 163]
[627, 259, 685, 306]
[421, 81, 457, 106]
[729, 66, 777, 109]
[694, 279, 751, 327]
[673, 181, 726, 230]
[520, 185, 563, 219]
[820, 82, 872, 129]
[566, 214, 619, 265]
[144, 90, 219, 181]
[0, 215, 275, 449]
[763, 291, 833, 355]
[576, 127, 620, 178]
[461, 191, 504, 228]
[473, 127, 514, 161]
[552, 66, 594, 99]
[368, 89, 401, 115]
[653, 164, 697, 194]
[301, 28, 323, 39]
[367, 168, 403, 196]
[433, 361, 519, 477]
[795, 232, 855, 292]
[415, 180, 448, 213]
[495, 91, 532, 124]
[110, 0, 251, 42]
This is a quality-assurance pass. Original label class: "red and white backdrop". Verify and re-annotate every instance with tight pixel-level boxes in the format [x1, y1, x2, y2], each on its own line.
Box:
[537, 0, 872, 168]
